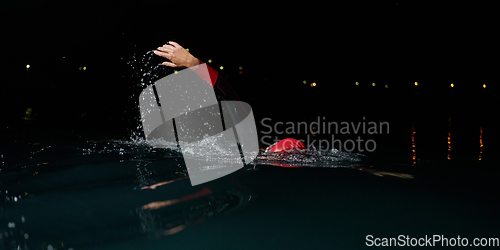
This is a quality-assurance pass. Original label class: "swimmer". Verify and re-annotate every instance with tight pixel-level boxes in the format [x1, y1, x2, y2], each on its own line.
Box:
[153, 41, 303, 152]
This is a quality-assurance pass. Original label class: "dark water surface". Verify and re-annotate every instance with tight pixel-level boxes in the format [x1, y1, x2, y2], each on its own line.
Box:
[1, 109, 499, 249]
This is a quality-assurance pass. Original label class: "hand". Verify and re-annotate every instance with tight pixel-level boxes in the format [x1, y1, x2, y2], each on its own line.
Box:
[153, 41, 200, 68]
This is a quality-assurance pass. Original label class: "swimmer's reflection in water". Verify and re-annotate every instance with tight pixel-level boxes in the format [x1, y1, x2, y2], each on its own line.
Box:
[140, 177, 247, 236]
[355, 167, 414, 179]
[142, 187, 212, 210]
[140, 176, 190, 190]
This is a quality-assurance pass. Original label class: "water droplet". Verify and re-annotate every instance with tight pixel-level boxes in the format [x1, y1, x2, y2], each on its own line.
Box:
[8, 222, 15, 228]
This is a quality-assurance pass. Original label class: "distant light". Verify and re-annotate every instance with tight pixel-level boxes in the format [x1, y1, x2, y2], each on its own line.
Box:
[355, 81, 359, 85]
[303, 80, 307, 84]
[239, 71, 243, 75]
[24, 108, 32, 121]
[186, 48, 189, 52]
[414, 81, 418, 86]
[451, 83, 454, 88]
[385, 84, 389, 89]
[83, 66, 87, 71]
[174, 70, 178, 74]
[207, 59, 212, 63]
[239, 66, 243, 70]
[220, 66, 224, 70]
[372, 82, 376, 87]
[26, 64, 30, 69]
[483, 84, 486, 88]
[311, 82, 317, 87]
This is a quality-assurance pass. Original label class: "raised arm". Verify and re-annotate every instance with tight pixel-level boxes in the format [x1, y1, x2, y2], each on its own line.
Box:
[154, 41, 218, 87]
[153, 41, 200, 68]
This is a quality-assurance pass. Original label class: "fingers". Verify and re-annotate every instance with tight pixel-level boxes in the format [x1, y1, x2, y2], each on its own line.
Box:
[153, 50, 172, 60]
[162, 61, 176, 67]
[157, 46, 174, 53]
[168, 41, 182, 48]
[153, 42, 188, 68]
[153, 50, 177, 67]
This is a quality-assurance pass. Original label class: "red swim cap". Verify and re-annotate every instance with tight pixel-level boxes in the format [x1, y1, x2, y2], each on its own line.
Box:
[270, 138, 305, 153]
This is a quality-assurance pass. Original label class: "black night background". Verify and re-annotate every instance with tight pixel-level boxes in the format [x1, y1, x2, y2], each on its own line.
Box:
[2, 2, 497, 135]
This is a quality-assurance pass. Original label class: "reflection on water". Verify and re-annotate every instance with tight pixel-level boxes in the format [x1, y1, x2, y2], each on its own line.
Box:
[140, 176, 190, 190]
[371, 170, 414, 179]
[1, 129, 407, 248]
[141, 187, 213, 211]
[353, 167, 414, 179]
[479, 126, 483, 161]
[410, 114, 493, 164]
[447, 117, 452, 160]
[1, 112, 496, 249]
[411, 122, 417, 167]
[137, 184, 247, 238]
[0, 138, 253, 249]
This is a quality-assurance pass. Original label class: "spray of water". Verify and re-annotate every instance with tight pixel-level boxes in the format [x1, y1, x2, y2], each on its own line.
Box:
[124, 50, 365, 168]
[126, 50, 176, 138]
[254, 146, 365, 167]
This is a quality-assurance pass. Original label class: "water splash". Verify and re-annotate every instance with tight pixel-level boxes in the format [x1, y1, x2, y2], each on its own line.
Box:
[125, 50, 365, 168]
[254, 146, 366, 168]
[128, 50, 174, 88]
[127, 50, 175, 137]
[96, 137, 366, 169]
